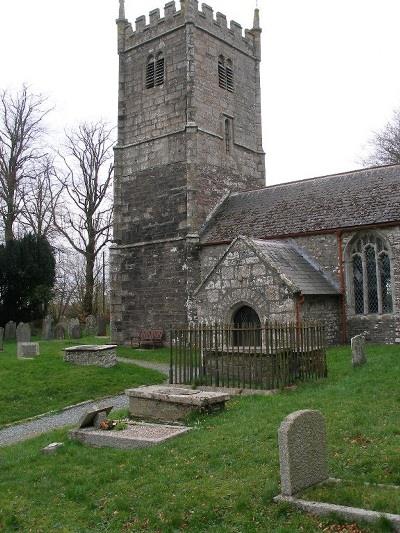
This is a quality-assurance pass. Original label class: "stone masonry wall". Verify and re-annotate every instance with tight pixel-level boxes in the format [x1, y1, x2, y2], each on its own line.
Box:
[302, 295, 341, 345]
[195, 239, 295, 324]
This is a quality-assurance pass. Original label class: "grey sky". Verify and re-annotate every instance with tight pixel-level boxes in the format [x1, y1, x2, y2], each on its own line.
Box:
[1, 0, 400, 184]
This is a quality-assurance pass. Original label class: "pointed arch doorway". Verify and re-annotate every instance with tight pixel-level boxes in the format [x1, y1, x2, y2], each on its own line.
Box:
[232, 305, 261, 347]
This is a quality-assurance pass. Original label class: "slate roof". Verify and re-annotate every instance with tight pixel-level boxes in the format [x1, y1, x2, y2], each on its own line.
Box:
[250, 238, 340, 295]
[196, 236, 340, 296]
[201, 165, 400, 242]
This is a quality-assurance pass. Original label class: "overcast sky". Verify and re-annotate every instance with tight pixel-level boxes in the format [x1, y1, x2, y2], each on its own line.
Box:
[1, 0, 400, 185]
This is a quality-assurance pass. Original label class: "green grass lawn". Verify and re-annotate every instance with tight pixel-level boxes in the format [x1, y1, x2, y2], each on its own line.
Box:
[117, 345, 170, 364]
[0, 344, 399, 532]
[0, 337, 165, 426]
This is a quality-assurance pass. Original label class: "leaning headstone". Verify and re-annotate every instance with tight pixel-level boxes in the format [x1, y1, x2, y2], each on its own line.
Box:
[85, 315, 97, 336]
[71, 324, 81, 339]
[68, 318, 80, 338]
[16, 322, 31, 343]
[5, 321, 16, 341]
[42, 315, 54, 340]
[97, 316, 107, 336]
[351, 334, 367, 367]
[278, 410, 328, 496]
[17, 342, 40, 359]
[78, 405, 113, 429]
[54, 324, 66, 340]
[0, 327, 4, 351]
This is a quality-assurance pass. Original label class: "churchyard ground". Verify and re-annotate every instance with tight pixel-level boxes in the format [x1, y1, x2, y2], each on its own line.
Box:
[0, 344, 399, 531]
[0, 337, 164, 427]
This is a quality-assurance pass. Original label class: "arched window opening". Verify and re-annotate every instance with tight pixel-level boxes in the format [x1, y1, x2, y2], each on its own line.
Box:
[350, 234, 393, 315]
[226, 59, 234, 92]
[155, 52, 165, 86]
[146, 55, 155, 89]
[232, 305, 261, 346]
[218, 56, 226, 89]
[225, 118, 231, 154]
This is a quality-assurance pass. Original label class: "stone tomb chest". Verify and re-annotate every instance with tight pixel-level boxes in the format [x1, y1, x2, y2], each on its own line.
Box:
[126, 385, 230, 422]
[64, 345, 117, 368]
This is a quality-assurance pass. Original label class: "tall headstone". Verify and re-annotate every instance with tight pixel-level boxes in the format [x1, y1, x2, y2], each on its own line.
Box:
[54, 324, 66, 340]
[351, 334, 367, 367]
[85, 315, 97, 336]
[42, 316, 54, 340]
[68, 318, 80, 338]
[5, 321, 16, 341]
[16, 322, 31, 343]
[0, 327, 4, 351]
[278, 410, 329, 496]
[71, 324, 82, 339]
[97, 316, 107, 336]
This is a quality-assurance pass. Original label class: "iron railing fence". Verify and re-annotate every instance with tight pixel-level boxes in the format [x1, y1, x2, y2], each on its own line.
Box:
[170, 322, 327, 390]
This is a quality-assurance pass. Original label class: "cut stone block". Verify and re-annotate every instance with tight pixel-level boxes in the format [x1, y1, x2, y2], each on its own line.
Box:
[64, 345, 117, 368]
[70, 422, 190, 449]
[17, 342, 40, 359]
[278, 410, 328, 496]
[126, 385, 230, 422]
[78, 405, 114, 429]
[41, 442, 64, 454]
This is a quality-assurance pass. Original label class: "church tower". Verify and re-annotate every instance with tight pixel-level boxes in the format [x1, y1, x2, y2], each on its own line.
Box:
[110, 0, 265, 343]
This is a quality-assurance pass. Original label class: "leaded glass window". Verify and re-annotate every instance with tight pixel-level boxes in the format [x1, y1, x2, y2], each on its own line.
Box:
[350, 234, 393, 315]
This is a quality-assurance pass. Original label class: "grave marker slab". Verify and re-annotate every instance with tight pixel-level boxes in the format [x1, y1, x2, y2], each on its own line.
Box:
[278, 410, 328, 496]
[42, 316, 54, 340]
[54, 324, 66, 340]
[85, 315, 97, 336]
[68, 318, 80, 338]
[351, 334, 367, 367]
[17, 342, 40, 359]
[0, 327, 4, 351]
[97, 316, 107, 336]
[71, 324, 81, 339]
[16, 322, 31, 343]
[78, 405, 114, 429]
[5, 321, 16, 340]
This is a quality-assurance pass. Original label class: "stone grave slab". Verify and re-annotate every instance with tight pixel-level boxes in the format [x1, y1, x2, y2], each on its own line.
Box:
[277, 410, 328, 496]
[126, 385, 230, 422]
[17, 342, 40, 359]
[97, 316, 107, 336]
[54, 324, 66, 340]
[70, 422, 190, 449]
[5, 321, 16, 340]
[85, 315, 97, 336]
[42, 316, 54, 340]
[68, 318, 80, 338]
[16, 322, 31, 343]
[351, 334, 367, 367]
[71, 324, 81, 339]
[64, 345, 117, 368]
[78, 405, 114, 429]
[0, 327, 3, 351]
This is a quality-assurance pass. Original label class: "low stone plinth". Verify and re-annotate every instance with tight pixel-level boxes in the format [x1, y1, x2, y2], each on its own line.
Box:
[70, 422, 190, 449]
[17, 342, 40, 359]
[64, 345, 117, 368]
[126, 385, 230, 422]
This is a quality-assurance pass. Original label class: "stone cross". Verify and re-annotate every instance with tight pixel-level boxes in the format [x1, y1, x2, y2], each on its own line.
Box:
[278, 410, 329, 496]
[16, 322, 31, 343]
[5, 321, 16, 341]
[351, 334, 367, 367]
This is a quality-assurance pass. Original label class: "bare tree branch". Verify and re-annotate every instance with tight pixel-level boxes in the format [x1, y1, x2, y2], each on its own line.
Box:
[363, 109, 400, 167]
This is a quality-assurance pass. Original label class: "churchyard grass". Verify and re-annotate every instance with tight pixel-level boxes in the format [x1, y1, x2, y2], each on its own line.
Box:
[117, 345, 170, 363]
[0, 337, 165, 427]
[0, 344, 398, 532]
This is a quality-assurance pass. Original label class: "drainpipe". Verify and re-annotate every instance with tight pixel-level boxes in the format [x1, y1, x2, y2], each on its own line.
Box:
[295, 293, 305, 326]
[337, 231, 348, 344]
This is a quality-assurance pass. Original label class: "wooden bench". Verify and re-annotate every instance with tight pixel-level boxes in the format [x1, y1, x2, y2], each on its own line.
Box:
[131, 329, 164, 349]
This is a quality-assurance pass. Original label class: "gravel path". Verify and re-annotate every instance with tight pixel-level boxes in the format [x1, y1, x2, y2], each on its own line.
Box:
[0, 359, 169, 448]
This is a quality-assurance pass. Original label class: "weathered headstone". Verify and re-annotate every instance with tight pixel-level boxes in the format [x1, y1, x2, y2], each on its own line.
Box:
[5, 321, 16, 341]
[0, 327, 4, 351]
[278, 410, 328, 496]
[68, 318, 80, 338]
[71, 324, 81, 339]
[42, 315, 54, 340]
[17, 342, 40, 359]
[16, 322, 31, 343]
[85, 315, 97, 336]
[54, 324, 66, 340]
[97, 316, 107, 336]
[78, 405, 113, 429]
[351, 334, 367, 367]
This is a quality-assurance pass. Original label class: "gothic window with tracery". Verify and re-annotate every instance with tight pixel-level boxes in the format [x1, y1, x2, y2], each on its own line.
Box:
[350, 234, 393, 315]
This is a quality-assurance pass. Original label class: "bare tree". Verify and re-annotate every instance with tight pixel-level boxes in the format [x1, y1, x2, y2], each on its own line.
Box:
[0, 86, 50, 241]
[52, 122, 114, 316]
[363, 109, 400, 167]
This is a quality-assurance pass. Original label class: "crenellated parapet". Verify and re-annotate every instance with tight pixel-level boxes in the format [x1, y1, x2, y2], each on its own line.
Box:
[118, 1, 261, 58]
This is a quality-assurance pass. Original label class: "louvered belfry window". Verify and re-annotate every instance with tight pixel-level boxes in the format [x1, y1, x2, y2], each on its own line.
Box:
[218, 55, 234, 92]
[350, 234, 393, 315]
[146, 53, 164, 89]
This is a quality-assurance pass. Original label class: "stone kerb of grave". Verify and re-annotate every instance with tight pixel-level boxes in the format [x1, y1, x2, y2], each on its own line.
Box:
[277, 410, 328, 496]
[17, 342, 40, 359]
[64, 345, 117, 368]
[69, 404, 191, 450]
[85, 315, 97, 336]
[351, 334, 367, 367]
[126, 385, 230, 423]
[5, 321, 16, 340]
[16, 322, 31, 343]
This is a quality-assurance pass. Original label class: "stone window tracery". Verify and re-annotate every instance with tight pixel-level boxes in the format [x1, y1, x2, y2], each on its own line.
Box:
[146, 53, 164, 89]
[350, 234, 393, 315]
